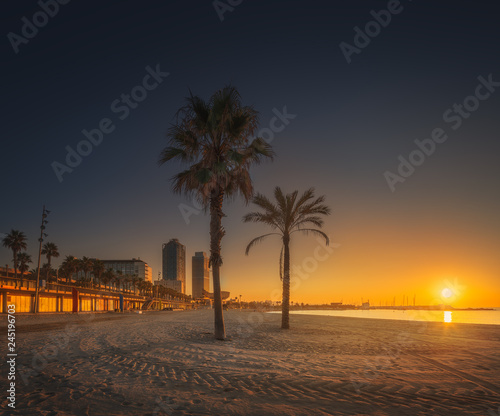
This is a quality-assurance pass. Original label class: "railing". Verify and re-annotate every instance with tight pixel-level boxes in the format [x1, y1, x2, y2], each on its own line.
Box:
[0, 276, 190, 303]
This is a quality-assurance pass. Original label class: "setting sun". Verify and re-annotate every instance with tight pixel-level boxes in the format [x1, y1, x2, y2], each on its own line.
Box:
[441, 288, 454, 299]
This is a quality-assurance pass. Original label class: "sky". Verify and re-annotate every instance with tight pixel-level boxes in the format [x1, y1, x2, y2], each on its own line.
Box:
[1, 0, 499, 307]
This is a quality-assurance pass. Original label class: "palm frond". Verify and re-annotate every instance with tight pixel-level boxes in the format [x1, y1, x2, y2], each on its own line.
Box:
[245, 233, 280, 255]
[290, 228, 330, 245]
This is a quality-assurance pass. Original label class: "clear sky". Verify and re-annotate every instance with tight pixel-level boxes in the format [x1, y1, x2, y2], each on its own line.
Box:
[1, 0, 499, 307]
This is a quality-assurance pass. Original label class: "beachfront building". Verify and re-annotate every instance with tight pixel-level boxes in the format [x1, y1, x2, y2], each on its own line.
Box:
[162, 239, 186, 294]
[155, 279, 183, 293]
[101, 259, 153, 283]
[192, 252, 209, 299]
[203, 290, 230, 301]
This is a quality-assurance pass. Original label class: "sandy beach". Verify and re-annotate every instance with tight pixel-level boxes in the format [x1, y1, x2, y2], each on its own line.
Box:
[2, 310, 500, 416]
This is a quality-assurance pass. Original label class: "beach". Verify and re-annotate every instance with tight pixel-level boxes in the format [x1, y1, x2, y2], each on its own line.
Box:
[2, 310, 500, 416]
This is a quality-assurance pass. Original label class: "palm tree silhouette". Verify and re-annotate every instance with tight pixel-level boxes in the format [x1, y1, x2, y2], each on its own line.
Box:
[159, 86, 274, 340]
[41, 242, 59, 283]
[92, 259, 105, 289]
[17, 252, 32, 287]
[60, 255, 78, 284]
[79, 256, 93, 288]
[243, 187, 331, 329]
[2, 229, 27, 280]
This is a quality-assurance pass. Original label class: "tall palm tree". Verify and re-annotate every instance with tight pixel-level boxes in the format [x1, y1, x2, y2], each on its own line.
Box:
[41, 242, 60, 282]
[159, 86, 274, 340]
[60, 255, 78, 284]
[243, 187, 331, 329]
[92, 259, 105, 289]
[2, 230, 27, 279]
[79, 256, 93, 288]
[17, 252, 32, 286]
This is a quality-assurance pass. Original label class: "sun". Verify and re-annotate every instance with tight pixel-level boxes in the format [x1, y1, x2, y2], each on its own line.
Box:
[441, 288, 453, 299]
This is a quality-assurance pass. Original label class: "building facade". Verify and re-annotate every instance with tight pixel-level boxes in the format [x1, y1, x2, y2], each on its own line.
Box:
[162, 239, 186, 293]
[101, 259, 152, 283]
[192, 252, 210, 299]
[155, 279, 183, 294]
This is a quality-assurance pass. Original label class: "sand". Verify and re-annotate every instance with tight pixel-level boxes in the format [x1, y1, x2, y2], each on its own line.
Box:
[1, 310, 499, 415]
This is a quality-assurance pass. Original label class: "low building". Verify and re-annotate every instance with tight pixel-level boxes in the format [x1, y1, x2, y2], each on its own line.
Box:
[155, 279, 183, 293]
[101, 259, 152, 283]
[202, 290, 230, 300]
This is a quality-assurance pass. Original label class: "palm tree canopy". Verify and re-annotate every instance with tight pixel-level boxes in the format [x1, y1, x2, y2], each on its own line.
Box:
[2, 229, 27, 254]
[92, 259, 105, 277]
[17, 252, 32, 272]
[60, 256, 78, 279]
[159, 85, 274, 206]
[79, 257, 93, 274]
[41, 242, 60, 261]
[243, 187, 331, 254]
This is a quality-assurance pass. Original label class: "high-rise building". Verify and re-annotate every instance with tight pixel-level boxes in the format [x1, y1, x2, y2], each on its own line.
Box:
[192, 252, 210, 299]
[162, 239, 186, 293]
[101, 259, 152, 283]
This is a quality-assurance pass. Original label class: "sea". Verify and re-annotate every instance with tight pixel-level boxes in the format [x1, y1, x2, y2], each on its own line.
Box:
[286, 308, 500, 325]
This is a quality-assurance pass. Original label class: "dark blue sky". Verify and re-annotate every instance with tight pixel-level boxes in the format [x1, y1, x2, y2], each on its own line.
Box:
[2, 0, 499, 304]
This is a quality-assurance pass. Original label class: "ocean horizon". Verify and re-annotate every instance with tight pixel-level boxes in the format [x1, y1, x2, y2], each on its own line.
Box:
[272, 308, 500, 325]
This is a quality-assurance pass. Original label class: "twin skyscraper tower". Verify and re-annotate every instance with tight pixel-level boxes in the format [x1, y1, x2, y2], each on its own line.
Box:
[160, 239, 209, 298]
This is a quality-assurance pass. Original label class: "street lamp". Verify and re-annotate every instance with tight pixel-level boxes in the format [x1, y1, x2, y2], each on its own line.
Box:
[34, 206, 49, 313]
[239, 294, 242, 310]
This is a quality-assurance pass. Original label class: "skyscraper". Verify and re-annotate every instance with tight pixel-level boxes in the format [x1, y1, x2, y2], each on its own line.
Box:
[162, 239, 186, 293]
[192, 252, 210, 299]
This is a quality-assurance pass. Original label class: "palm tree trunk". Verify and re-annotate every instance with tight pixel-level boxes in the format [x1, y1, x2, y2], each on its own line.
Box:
[19, 266, 24, 288]
[210, 187, 226, 340]
[13, 250, 18, 280]
[46, 258, 51, 283]
[282, 236, 291, 329]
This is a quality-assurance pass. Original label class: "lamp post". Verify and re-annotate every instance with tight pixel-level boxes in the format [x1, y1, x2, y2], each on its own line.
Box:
[239, 294, 242, 310]
[34, 206, 50, 313]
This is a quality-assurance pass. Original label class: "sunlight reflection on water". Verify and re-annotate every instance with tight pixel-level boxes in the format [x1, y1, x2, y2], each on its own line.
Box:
[444, 311, 453, 323]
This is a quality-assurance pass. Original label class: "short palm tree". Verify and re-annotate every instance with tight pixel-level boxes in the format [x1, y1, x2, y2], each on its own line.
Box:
[92, 259, 105, 289]
[243, 187, 331, 329]
[41, 242, 60, 282]
[159, 86, 274, 340]
[17, 252, 32, 286]
[60, 255, 78, 284]
[79, 256, 93, 287]
[103, 268, 115, 291]
[2, 230, 27, 279]
[28, 268, 38, 281]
